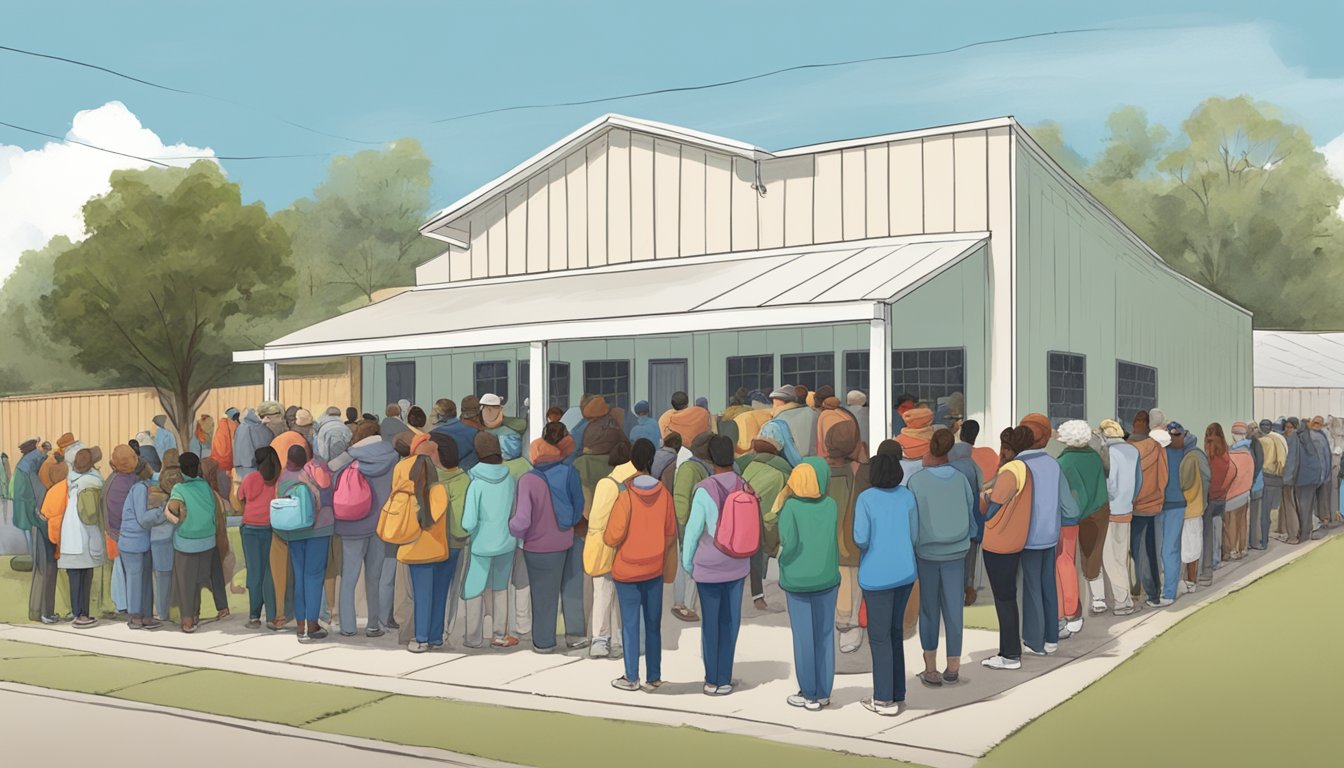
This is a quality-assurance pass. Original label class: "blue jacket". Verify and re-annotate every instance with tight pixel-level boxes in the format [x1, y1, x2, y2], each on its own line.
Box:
[431, 418, 479, 471]
[1285, 428, 1332, 487]
[629, 416, 660, 449]
[1163, 443, 1189, 510]
[852, 485, 917, 591]
[760, 417, 802, 467]
[463, 462, 519, 557]
[1020, 450, 1078, 550]
[119, 481, 171, 554]
[154, 426, 179, 460]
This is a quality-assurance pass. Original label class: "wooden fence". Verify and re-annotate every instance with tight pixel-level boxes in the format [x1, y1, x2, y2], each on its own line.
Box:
[0, 367, 359, 462]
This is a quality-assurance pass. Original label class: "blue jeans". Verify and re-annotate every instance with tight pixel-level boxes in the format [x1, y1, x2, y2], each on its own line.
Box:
[560, 535, 586, 641]
[864, 583, 914, 703]
[110, 555, 126, 613]
[697, 578, 744, 687]
[241, 525, 276, 621]
[523, 549, 567, 650]
[289, 536, 330, 623]
[916, 557, 965, 656]
[1020, 547, 1057, 652]
[151, 538, 174, 620]
[1131, 516, 1159, 602]
[1159, 507, 1184, 600]
[410, 551, 459, 645]
[785, 586, 838, 701]
[615, 577, 663, 683]
[121, 550, 154, 618]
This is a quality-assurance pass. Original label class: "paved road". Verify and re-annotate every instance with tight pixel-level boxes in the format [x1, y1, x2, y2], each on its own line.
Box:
[0, 686, 496, 767]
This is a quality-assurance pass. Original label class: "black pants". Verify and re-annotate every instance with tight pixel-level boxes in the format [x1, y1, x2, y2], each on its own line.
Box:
[29, 528, 59, 621]
[66, 568, 94, 619]
[1130, 516, 1159, 601]
[983, 550, 1022, 661]
[864, 584, 914, 704]
[749, 550, 768, 600]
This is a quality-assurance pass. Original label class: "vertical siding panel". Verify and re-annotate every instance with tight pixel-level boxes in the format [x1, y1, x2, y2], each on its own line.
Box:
[466, 210, 487, 280]
[953, 130, 989, 232]
[864, 144, 889, 238]
[705, 152, 732, 254]
[505, 186, 527, 276]
[586, 135, 609, 267]
[548, 163, 567, 271]
[812, 151, 842, 243]
[565, 149, 589, 269]
[923, 135, 956, 232]
[757, 159, 788, 249]
[841, 148, 867, 241]
[607, 129, 632, 264]
[679, 148, 707, 257]
[730, 157, 759, 252]
[784, 157, 814, 246]
[888, 139, 924, 235]
[483, 200, 506, 279]
[526, 174, 549, 274]
[629, 133, 655, 261]
[653, 139, 681, 260]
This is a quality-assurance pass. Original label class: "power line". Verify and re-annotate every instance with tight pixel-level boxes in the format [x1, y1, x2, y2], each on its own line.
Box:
[0, 118, 329, 166]
[0, 42, 383, 147]
[430, 26, 1131, 123]
[0, 119, 170, 167]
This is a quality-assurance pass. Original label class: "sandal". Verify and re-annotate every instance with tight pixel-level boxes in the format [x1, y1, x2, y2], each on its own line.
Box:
[672, 607, 700, 622]
[918, 671, 943, 688]
[491, 635, 520, 648]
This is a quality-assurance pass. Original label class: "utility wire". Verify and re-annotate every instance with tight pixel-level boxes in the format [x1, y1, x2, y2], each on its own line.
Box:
[0, 42, 383, 147]
[0, 118, 330, 164]
[430, 26, 1129, 123]
[0, 119, 170, 167]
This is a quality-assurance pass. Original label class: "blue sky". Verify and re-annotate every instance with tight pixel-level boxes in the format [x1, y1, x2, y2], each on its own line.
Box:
[3, 0, 1343, 261]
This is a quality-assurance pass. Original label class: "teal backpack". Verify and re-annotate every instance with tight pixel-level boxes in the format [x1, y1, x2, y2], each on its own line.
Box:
[270, 480, 315, 531]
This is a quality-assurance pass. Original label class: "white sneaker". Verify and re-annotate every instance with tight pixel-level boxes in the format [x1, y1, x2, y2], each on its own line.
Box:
[1056, 626, 1073, 640]
[804, 698, 829, 711]
[787, 693, 809, 708]
[1090, 600, 1108, 615]
[982, 655, 1022, 670]
[1044, 642, 1059, 653]
[1181, 581, 1197, 594]
[1066, 617, 1084, 634]
[714, 684, 733, 696]
[588, 640, 609, 658]
[861, 697, 901, 716]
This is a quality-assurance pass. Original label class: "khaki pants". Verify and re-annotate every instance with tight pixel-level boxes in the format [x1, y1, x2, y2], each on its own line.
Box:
[589, 573, 622, 646]
[270, 534, 290, 621]
[1223, 502, 1249, 558]
[1078, 509, 1108, 582]
[837, 565, 862, 628]
[1090, 518, 1132, 610]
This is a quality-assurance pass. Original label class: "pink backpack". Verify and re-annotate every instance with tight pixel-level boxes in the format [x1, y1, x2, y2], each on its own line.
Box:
[333, 461, 373, 521]
[714, 482, 762, 558]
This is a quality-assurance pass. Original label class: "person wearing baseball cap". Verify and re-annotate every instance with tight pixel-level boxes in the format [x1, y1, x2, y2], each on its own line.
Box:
[479, 393, 524, 461]
[759, 386, 806, 467]
[1256, 419, 1287, 547]
[1097, 419, 1139, 616]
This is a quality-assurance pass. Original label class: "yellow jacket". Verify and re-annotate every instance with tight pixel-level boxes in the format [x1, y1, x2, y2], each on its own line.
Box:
[733, 409, 773, 453]
[1258, 434, 1286, 476]
[583, 462, 638, 577]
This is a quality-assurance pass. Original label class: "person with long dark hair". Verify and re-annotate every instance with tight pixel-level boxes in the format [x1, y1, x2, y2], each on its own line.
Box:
[399, 452, 456, 653]
[980, 426, 1037, 670]
[853, 450, 915, 715]
[278, 444, 333, 641]
[238, 446, 281, 628]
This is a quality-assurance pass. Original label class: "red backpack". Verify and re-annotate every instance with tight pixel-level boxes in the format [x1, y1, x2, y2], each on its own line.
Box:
[714, 480, 762, 559]
[333, 461, 373, 521]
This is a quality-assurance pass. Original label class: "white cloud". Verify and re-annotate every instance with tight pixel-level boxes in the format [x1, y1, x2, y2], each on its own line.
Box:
[1323, 132, 1344, 216]
[0, 101, 216, 282]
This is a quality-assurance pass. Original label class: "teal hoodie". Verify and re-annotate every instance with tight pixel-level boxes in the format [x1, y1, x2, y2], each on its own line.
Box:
[463, 461, 519, 557]
[777, 457, 841, 594]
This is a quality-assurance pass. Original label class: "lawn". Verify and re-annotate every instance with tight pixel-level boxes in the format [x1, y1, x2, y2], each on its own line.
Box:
[979, 535, 1344, 767]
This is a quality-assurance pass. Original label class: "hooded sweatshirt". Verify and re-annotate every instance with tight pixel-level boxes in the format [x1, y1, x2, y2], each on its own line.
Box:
[682, 471, 753, 583]
[1179, 436, 1209, 521]
[211, 418, 237, 475]
[232, 410, 273, 479]
[659, 405, 713, 444]
[511, 458, 583, 553]
[650, 446, 679, 490]
[380, 416, 410, 442]
[604, 474, 676, 583]
[777, 402, 819, 462]
[776, 458, 841, 594]
[853, 483, 917, 591]
[1163, 441, 1191, 511]
[330, 436, 399, 538]
[1130, 437, 1169, 516]
[313, 415, 353, 463]
[462, 462, 518, 557]
[907, 463, 976, 560]
[431, 417, 480, 471]
[1058, 447, 1107, 524]
[1017, 449, 1077, 550]
[119, 480, 169, 554]
[760, 407, 804, 468]
[11, 450, 47, 532]
[583, 461, 639, 576]
[1285, 427, 1331, 486]
[673, 452, 711, 528]
[629, 414, 660, 448]
[745, 452, 791, 553]
[60, 468, 107, 568]
[1105, 438, 1142, 523]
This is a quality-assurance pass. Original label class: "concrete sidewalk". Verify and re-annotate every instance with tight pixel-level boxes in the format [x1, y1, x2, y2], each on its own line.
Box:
[2, 533, 1331, 768]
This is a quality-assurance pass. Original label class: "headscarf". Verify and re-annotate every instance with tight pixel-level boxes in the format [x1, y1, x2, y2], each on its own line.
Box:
[846, 390, 867, 407]
[1019, 413, 1052, 449]
[770, 457, 828, 517]
[530, 436, 575, 464]
[750, 436, 780, 455]
[896, 407, 935, 459]
[73, 447, 98, 474]
[581, 396, 610, 420]
[411, 433, 436, 458]
[398, 399, 412, 421]
[823, 419, 863, 464]
[110, 444, 139, 474]
[1099, 419, 1125, 439]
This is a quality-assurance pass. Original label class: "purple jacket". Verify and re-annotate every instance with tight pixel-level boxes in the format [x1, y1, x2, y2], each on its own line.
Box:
[684, 472, 752, 584]
[509, 468, 575, 553]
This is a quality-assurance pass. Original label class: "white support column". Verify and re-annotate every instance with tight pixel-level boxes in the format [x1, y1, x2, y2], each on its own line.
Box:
[869, 303, 893, 445]
[528, 340, 548, 442]
[262, 361, 278, 402]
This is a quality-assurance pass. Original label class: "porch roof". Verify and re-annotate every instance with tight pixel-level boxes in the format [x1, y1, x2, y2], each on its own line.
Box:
[234, 233, 988, 363]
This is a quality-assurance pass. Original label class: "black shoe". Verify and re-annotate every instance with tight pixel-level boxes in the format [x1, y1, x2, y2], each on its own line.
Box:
[385, 619, 400, 630]
[309, 627, 329, 640]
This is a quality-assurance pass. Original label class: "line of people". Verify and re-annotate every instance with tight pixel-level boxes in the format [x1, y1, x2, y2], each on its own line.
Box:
[6, 387, 1338, 717]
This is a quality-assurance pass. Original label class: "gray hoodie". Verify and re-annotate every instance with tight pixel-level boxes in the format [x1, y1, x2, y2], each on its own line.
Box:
[330, 436, 400, 538]
[232, 409, 274, 480]
[313, 414, 353, 463]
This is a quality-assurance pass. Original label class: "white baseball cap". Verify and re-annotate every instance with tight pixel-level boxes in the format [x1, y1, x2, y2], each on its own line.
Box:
[479, 393, 503, 407]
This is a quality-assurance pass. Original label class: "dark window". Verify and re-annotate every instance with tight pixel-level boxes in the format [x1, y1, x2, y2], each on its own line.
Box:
[1047, 352, 1087, 426]
[892, 347, 966, 418]
[780, 353, 834, 394]
[844, 351, 869, 396]
[386, 361, 415, 407]
[583, 360, 631, 411]
[1116, 360, 1158, 426]
[726, 355, 773, 400]
[518, 361, 572, 415]
[474, 360, 510, 404]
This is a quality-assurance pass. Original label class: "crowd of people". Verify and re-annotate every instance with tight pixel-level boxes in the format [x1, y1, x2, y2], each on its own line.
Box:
[5, 385, 1340, 716]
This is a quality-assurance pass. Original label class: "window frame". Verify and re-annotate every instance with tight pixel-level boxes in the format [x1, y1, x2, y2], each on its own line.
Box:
[385, 360, 416, 407]
[725, 354, 774, 401]
[517, 360, 572, 415]
[582, 359, 633, 412]
[1046, 351, 1087, 426]
[473, 360, 511, 405]
[779, 352, 836, 394]
[890, 346, 967, 416]
[1115, 359, 1159, 427]
[842, 349, 869, 398]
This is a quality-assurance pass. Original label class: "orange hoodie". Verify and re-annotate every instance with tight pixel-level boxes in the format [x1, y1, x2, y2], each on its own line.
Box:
[42, 479, 70, 558]
[983, 462, 1032, 554]
[659, 406, 714, 443]
[603, 478, 676, 584]
[1131, 438, 1169, 516]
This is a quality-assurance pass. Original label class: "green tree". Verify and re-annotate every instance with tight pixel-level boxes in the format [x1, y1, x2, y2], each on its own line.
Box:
[1034, 97, 1344, 330]
[276, 139, 438, 314]
[42, 161, 294, 445]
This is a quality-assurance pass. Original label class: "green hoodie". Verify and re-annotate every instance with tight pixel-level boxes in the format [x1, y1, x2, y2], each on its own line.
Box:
[1058, 447, 1107, 525]
[462, 462, 519, 557]
[435, 466, 472, 547]
[777, 457, 841, 594]
[745, 453, 791, 554]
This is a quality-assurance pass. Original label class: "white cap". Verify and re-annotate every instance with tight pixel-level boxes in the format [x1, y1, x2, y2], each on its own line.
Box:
[1151, 428, 1172, 448]
[479, 393, 503, 407]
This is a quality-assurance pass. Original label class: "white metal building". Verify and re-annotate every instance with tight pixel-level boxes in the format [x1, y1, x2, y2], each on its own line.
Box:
[237, 114, 1252, 444]
[1254, 330, 1344, 419]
